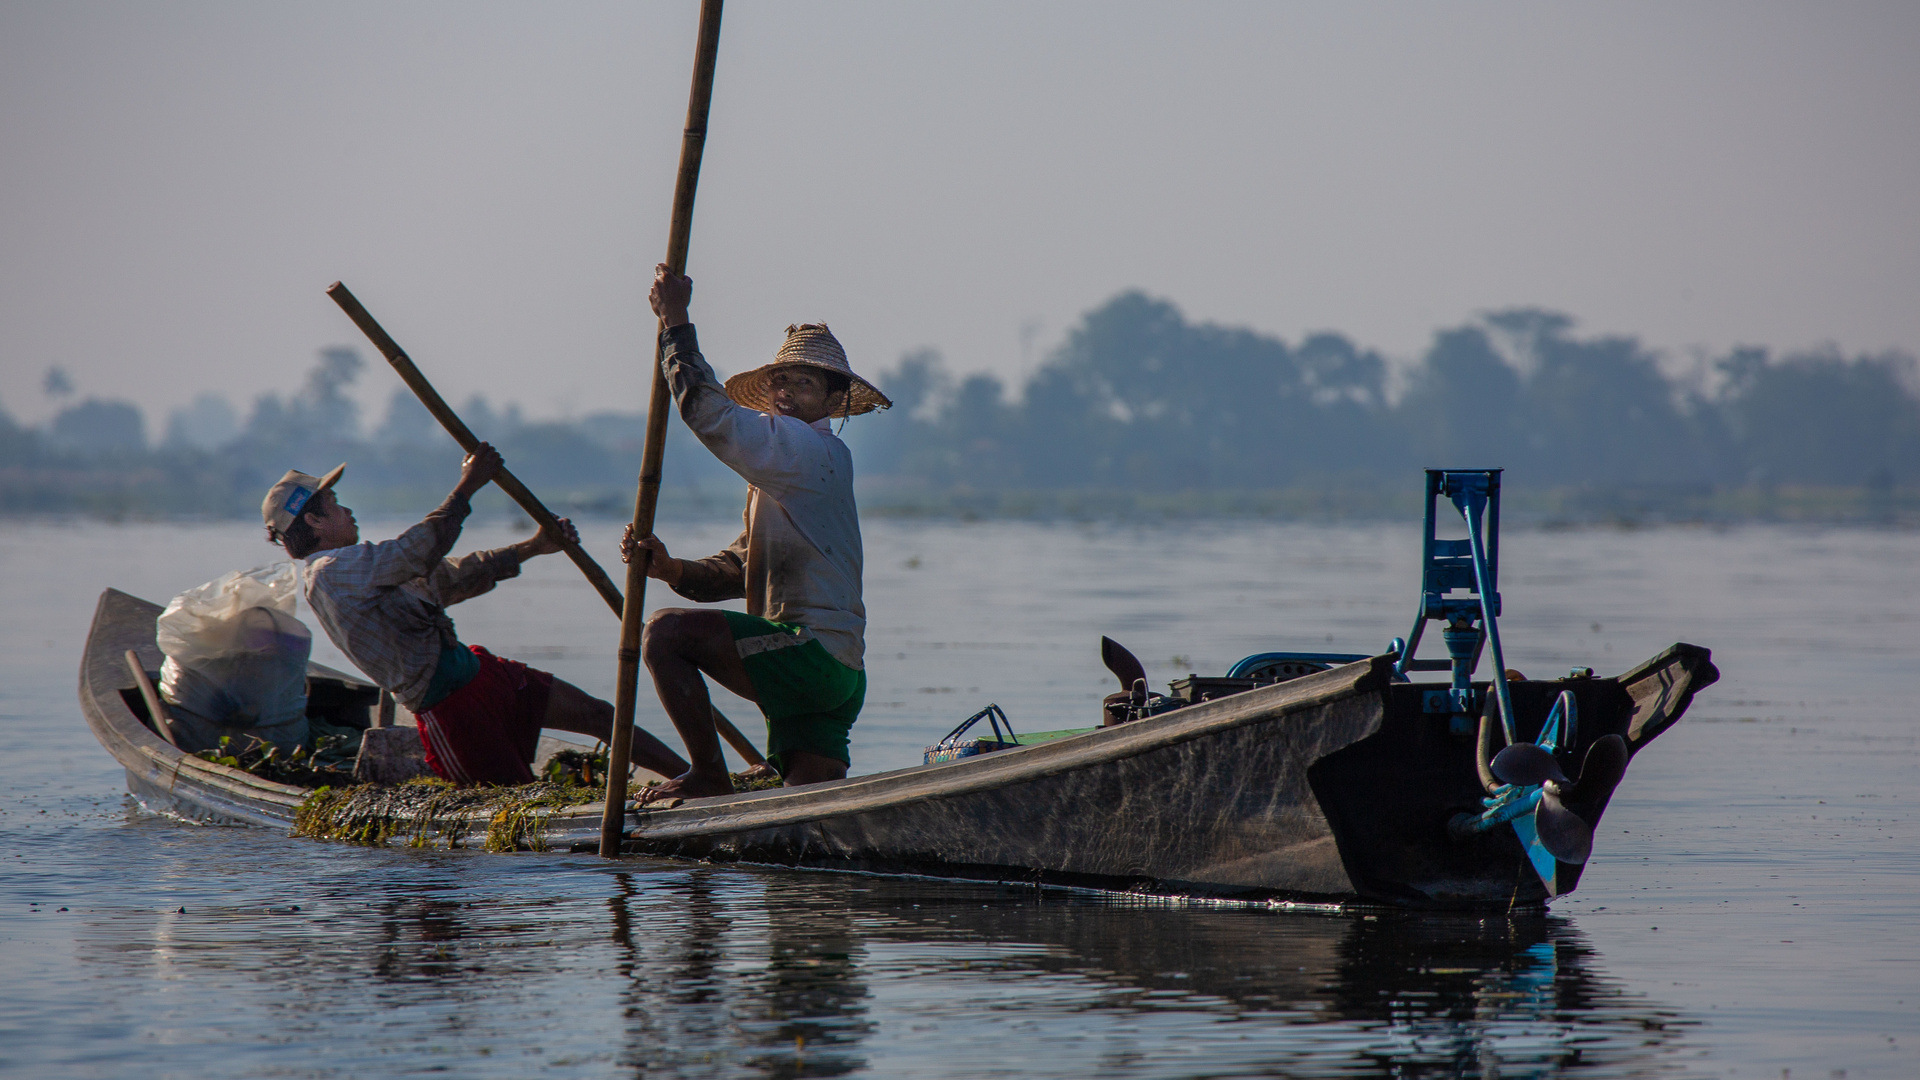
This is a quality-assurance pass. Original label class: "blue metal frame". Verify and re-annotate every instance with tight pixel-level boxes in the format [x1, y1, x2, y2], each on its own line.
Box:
[1392, 469, 1517, 742]
[1224, 652, 1369, 678]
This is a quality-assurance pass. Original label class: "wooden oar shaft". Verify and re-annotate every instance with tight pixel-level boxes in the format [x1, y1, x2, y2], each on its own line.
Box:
[326, 277, 763, 798]
[603, 0, 728, 857]
[325, 281, 626, 618]
[125, 651, 181, 750]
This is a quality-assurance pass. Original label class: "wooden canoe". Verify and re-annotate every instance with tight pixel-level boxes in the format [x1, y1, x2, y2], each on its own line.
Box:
[82, 586, 1715, 910]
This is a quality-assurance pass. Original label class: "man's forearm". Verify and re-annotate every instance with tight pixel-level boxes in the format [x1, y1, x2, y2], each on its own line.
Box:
[672, 552, 746, 603]
[432, 544, 524, 606]
[420, 492, 472, 565]
[653, 555, 685, 589]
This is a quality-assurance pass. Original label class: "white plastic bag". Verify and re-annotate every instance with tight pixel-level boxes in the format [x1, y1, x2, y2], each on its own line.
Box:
[157, 562, 312, 729]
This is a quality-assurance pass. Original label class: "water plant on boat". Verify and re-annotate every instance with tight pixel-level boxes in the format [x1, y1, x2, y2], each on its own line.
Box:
[195, 732, 355, 789]
[293, 777, 600, 852]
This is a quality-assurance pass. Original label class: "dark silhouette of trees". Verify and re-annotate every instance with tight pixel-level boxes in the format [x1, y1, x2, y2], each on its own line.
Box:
[4, 293, 1916, 518]
[853, 293, 1918, 502]
[1717, 349, 1920, 486]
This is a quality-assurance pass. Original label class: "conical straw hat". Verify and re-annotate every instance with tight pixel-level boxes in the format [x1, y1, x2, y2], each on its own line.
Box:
[724, 324, 892, 417]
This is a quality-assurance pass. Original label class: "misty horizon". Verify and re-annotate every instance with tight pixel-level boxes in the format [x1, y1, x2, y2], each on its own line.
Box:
[4, 3, 1918, 435]
[8, 289, 1916, 525]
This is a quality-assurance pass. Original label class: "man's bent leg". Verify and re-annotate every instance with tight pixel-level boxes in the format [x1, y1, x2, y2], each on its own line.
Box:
[778, 749, 848, 787]
[641, 608, 757, 800]
[539, 678, 690, 781]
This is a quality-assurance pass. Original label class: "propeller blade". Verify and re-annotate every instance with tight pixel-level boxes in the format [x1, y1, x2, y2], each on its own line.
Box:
[1100, 636, 1148, 693]
[1490, 742, 1570, 787]
[1535, 788, 1594, 865]
[1563, 733, 1630, 825]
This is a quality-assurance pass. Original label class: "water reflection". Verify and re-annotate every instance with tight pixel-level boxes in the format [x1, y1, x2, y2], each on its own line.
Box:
[608, 873, 874, 1076]
[845, 882, 1694, 1076]
[72, 857, 1694, 1078]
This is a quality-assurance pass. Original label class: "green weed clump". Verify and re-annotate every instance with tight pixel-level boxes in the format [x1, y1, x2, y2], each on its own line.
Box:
[198, 733, 355, 788]
[731, 770, 783, 793]
[292, 766, 780, 854]
[542, 745, 607, 786]
[293, 778, 599, 852]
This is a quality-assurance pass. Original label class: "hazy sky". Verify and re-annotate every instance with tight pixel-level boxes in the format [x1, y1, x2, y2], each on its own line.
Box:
[3, 1, 1916, 429]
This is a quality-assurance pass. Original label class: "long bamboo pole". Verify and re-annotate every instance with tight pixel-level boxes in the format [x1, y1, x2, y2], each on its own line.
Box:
[326, 281, 626, 615]
[326, 280, 765, 770]
[602, 0, 726, 857]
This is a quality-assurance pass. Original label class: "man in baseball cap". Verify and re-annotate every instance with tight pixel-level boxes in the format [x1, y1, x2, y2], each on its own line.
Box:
[265, 445, 689, 786]
[262, 464, 345, 538]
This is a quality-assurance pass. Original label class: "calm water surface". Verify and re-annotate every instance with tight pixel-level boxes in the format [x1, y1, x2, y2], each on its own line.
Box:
[2, 518, 1916, 1078]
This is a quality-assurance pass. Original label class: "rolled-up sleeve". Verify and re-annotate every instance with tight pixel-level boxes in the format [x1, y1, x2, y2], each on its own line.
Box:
[672, 530, 747, 603]
[426, 546, 524, 607]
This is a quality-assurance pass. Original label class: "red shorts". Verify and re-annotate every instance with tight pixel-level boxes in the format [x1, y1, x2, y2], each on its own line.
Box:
[415, 646, 553, 785]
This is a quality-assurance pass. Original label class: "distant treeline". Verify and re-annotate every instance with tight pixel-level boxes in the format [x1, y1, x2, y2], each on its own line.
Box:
[6, 293, 1918, 522]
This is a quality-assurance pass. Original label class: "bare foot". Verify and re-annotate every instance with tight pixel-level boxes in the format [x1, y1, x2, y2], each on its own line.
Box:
[736, 763, 779, 785]
[639, 768, 735, 805]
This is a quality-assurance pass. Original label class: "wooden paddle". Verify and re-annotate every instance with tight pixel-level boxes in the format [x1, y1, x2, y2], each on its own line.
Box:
[325, 281, 625, 616]
[602, 0, 726, 857]
[326, 279, 766, 771]
[125, 651, 181, 750]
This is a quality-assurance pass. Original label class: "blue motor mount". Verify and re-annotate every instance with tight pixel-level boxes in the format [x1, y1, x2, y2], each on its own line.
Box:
[1390, 469, 1518, 741]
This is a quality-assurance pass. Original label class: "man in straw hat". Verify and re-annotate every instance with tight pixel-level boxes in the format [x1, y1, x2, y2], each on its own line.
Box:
[264, 447, 690, 785]
[622, 263, 890, 801]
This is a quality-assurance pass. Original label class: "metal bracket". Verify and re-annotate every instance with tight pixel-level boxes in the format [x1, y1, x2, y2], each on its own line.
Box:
[1392, 469, 1517, 743]
[1422, 688, 1482, 714]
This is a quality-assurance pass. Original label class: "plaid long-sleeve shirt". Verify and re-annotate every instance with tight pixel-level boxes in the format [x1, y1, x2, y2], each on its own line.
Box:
[301, 494, 523, 709]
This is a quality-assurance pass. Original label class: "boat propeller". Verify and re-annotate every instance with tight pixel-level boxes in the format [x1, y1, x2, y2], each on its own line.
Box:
[1452, 689, 1630, 876]
[1489, 742, 1569, 787]
[1487, 740, 1592, 865]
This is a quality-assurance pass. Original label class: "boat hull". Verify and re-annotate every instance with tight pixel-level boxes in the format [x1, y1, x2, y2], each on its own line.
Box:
[80, 587, 1716, 910]
[628, 666, 1385, 901]
[620, 643, 1714, 909]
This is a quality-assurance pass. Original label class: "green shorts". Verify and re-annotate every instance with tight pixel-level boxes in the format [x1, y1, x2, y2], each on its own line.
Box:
[722, 610, 864, 774]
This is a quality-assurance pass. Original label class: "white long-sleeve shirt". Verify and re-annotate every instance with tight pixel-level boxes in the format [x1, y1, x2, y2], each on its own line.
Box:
[660, 323, 867, 670]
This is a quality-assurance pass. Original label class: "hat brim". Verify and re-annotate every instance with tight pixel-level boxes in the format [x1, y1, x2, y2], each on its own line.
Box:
[724, 361, 892, 417]
[315, 463, 346, 495]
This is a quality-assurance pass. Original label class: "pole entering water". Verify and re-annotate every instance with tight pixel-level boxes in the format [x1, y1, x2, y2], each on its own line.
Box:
[602, 0, 728, 858]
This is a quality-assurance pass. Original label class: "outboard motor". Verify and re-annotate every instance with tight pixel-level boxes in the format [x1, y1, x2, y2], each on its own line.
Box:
[1391, 469, 1630, 891]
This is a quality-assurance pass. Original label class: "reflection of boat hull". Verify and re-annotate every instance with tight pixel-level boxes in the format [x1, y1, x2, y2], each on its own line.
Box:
[82, 587, 1716, 909]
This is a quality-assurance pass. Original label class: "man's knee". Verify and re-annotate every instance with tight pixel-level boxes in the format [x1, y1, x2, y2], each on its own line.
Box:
[640, 609, 682, 668]
[641, 608, 709, 668]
